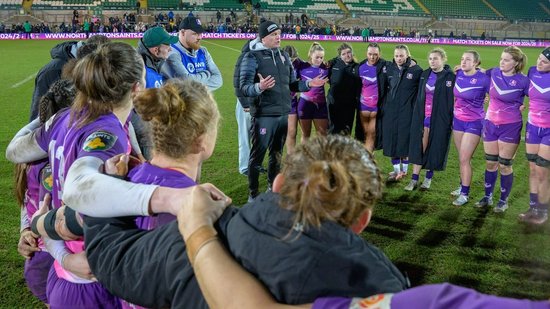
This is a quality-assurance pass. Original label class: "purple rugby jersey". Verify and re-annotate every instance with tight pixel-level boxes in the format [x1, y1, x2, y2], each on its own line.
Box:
[358, 62, 379, 109]
[311, 283, 550, 309]
[296, 62, 328, 104]
[424, 71, 437, 118]
[453, 69, 490, 122]
[486, 68, 529, 125]
[35, 110, 130, 282]
[128, 162, 196, 230]
[24, 160, 51, 249]
[528, 66, 550, 128]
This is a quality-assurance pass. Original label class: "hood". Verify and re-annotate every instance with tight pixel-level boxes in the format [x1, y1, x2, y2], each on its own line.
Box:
[241, 39, 252, 53]
[137, 39, 164, 72]
[50, 41, 80, 61]
[249, 37, 269, 52]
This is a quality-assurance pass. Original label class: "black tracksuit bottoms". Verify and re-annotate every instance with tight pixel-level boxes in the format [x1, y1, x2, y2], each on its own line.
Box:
[248, 115, 288, 196]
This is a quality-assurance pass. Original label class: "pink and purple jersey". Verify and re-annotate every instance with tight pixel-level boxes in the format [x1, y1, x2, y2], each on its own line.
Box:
[128, 162, 196, 230]
[35, 110, 131, 283]
[527, 66, 550, 128]
[424, 71, 437, 118]
[296, 62, 328, 104]
[486, 68, 529, 125]
[24, 160, 51, 249]
[358, 62, 379, 108]
[453, 70, 490, 121]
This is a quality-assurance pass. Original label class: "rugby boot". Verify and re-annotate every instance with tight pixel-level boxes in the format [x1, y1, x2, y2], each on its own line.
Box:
[420, 178, 432, 191]
[404, 180, 418, 191]
[518, 208, 536, 222]
[493, 200, 509, 213]
[525, 209, 548, 225]
[453, 194, 469, 206]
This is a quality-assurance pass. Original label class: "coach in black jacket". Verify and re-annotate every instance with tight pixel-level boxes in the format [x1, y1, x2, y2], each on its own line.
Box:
[239, 21, 325, 199]
[408, 65, 455, 171]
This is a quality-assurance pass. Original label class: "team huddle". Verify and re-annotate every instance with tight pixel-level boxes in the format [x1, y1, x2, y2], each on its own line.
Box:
[5, 17, 550, 309]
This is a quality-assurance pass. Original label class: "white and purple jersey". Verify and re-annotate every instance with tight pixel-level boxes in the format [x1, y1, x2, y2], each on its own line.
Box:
[358, 62, 378, 108]
[424, 71, 437, 118]
[527, 66, 550, 128]
[297, 62, 328, 103]
[453, 70, 490, 121]
[128, 162, 196, 230]
[486, 68, 529, 125]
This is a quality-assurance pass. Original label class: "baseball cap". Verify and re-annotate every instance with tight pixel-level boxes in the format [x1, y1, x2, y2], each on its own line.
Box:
[142, 27, 178, 48]
[259, 21, 280, 39]
[543, 47, 550, 61]
[179, 16, 204, 33]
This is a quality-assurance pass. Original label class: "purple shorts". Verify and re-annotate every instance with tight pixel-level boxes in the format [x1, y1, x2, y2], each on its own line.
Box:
[424, 117, 431, 128]
[298, 97, 328, 120]
[453, 117, 483, 136]
[526, 122, 550, 146]
[483, 119, 522, 144]
[46, 267, 121, 309]
[289, 96, 298, 115]
[360, 102, 378, 112]
[24, 251, 54, 303]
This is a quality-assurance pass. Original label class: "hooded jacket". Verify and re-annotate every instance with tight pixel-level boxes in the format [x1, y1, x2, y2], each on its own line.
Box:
[408, 65, 455, 171]
[233, 39, 254, 109]
[239, 38, 310, 117]
[30, 41, 80, 121]
[137, 38, 166, 89]
[227, 192, 409, 305]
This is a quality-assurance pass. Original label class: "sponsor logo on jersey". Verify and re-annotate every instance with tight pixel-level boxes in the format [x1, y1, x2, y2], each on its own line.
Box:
[446, 81, 452, 87]
[41, 164, 53, 192]
[83, 131, 118, 152]
[187, 63, 195, 73]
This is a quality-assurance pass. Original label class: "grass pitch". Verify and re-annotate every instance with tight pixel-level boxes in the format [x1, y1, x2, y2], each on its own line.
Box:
[0, 38, 548, 307]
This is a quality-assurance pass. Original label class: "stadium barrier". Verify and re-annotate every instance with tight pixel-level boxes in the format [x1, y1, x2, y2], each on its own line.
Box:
[1, 32, 548, 47]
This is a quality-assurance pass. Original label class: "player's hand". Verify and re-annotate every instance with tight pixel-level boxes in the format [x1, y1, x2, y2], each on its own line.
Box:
[177, 185, 230, 240]
[309, 74, 328, 87]
[258, 74, 276, 91]
[104, 154, 129, 178]
[18, 229, 40, 259]
[63, 252, 96, 281]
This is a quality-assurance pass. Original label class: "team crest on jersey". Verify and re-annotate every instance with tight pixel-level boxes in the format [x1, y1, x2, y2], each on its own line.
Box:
[260, 128, 267, 135]
[510, 79, 517, 86]
[446, 81, 452, 87]
[40, 164, 53, 192]
[187, 63, 195, 73]
[406, 73, 413, 79]
[470, 78, 477, 84]
[83, 131, 118, 152]
[349, 293, 393, 308]
[382, 66, 387, 73]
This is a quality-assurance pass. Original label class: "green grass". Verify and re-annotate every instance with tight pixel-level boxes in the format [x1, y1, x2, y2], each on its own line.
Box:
[0, 39, 548, 307]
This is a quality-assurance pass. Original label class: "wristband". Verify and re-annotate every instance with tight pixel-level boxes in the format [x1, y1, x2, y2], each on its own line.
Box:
[185, 225, 218, 266]
[43, 208, 63, 240]
[31, 215, 41, 236]
[64, 207, 84, 236]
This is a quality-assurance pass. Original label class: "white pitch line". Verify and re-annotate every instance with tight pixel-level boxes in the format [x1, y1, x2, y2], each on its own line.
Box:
[202, 40, 242, 53]
[11, 73, 37, 88]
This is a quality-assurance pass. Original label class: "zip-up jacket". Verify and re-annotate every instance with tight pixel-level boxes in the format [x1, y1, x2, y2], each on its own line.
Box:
[239, 38, 310, 117]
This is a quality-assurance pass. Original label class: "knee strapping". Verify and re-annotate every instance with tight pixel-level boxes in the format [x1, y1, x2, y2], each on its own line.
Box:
[536, 156, 550, 168]
[526, 153, 538, 163]
[485, 153, 498, 162]
[498, 156, 513, 166]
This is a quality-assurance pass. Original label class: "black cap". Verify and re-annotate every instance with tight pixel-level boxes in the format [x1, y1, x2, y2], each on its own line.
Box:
[543, 46, 550, 61]
[179, 16, 204, 33]
[259, 21, 280, 39]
